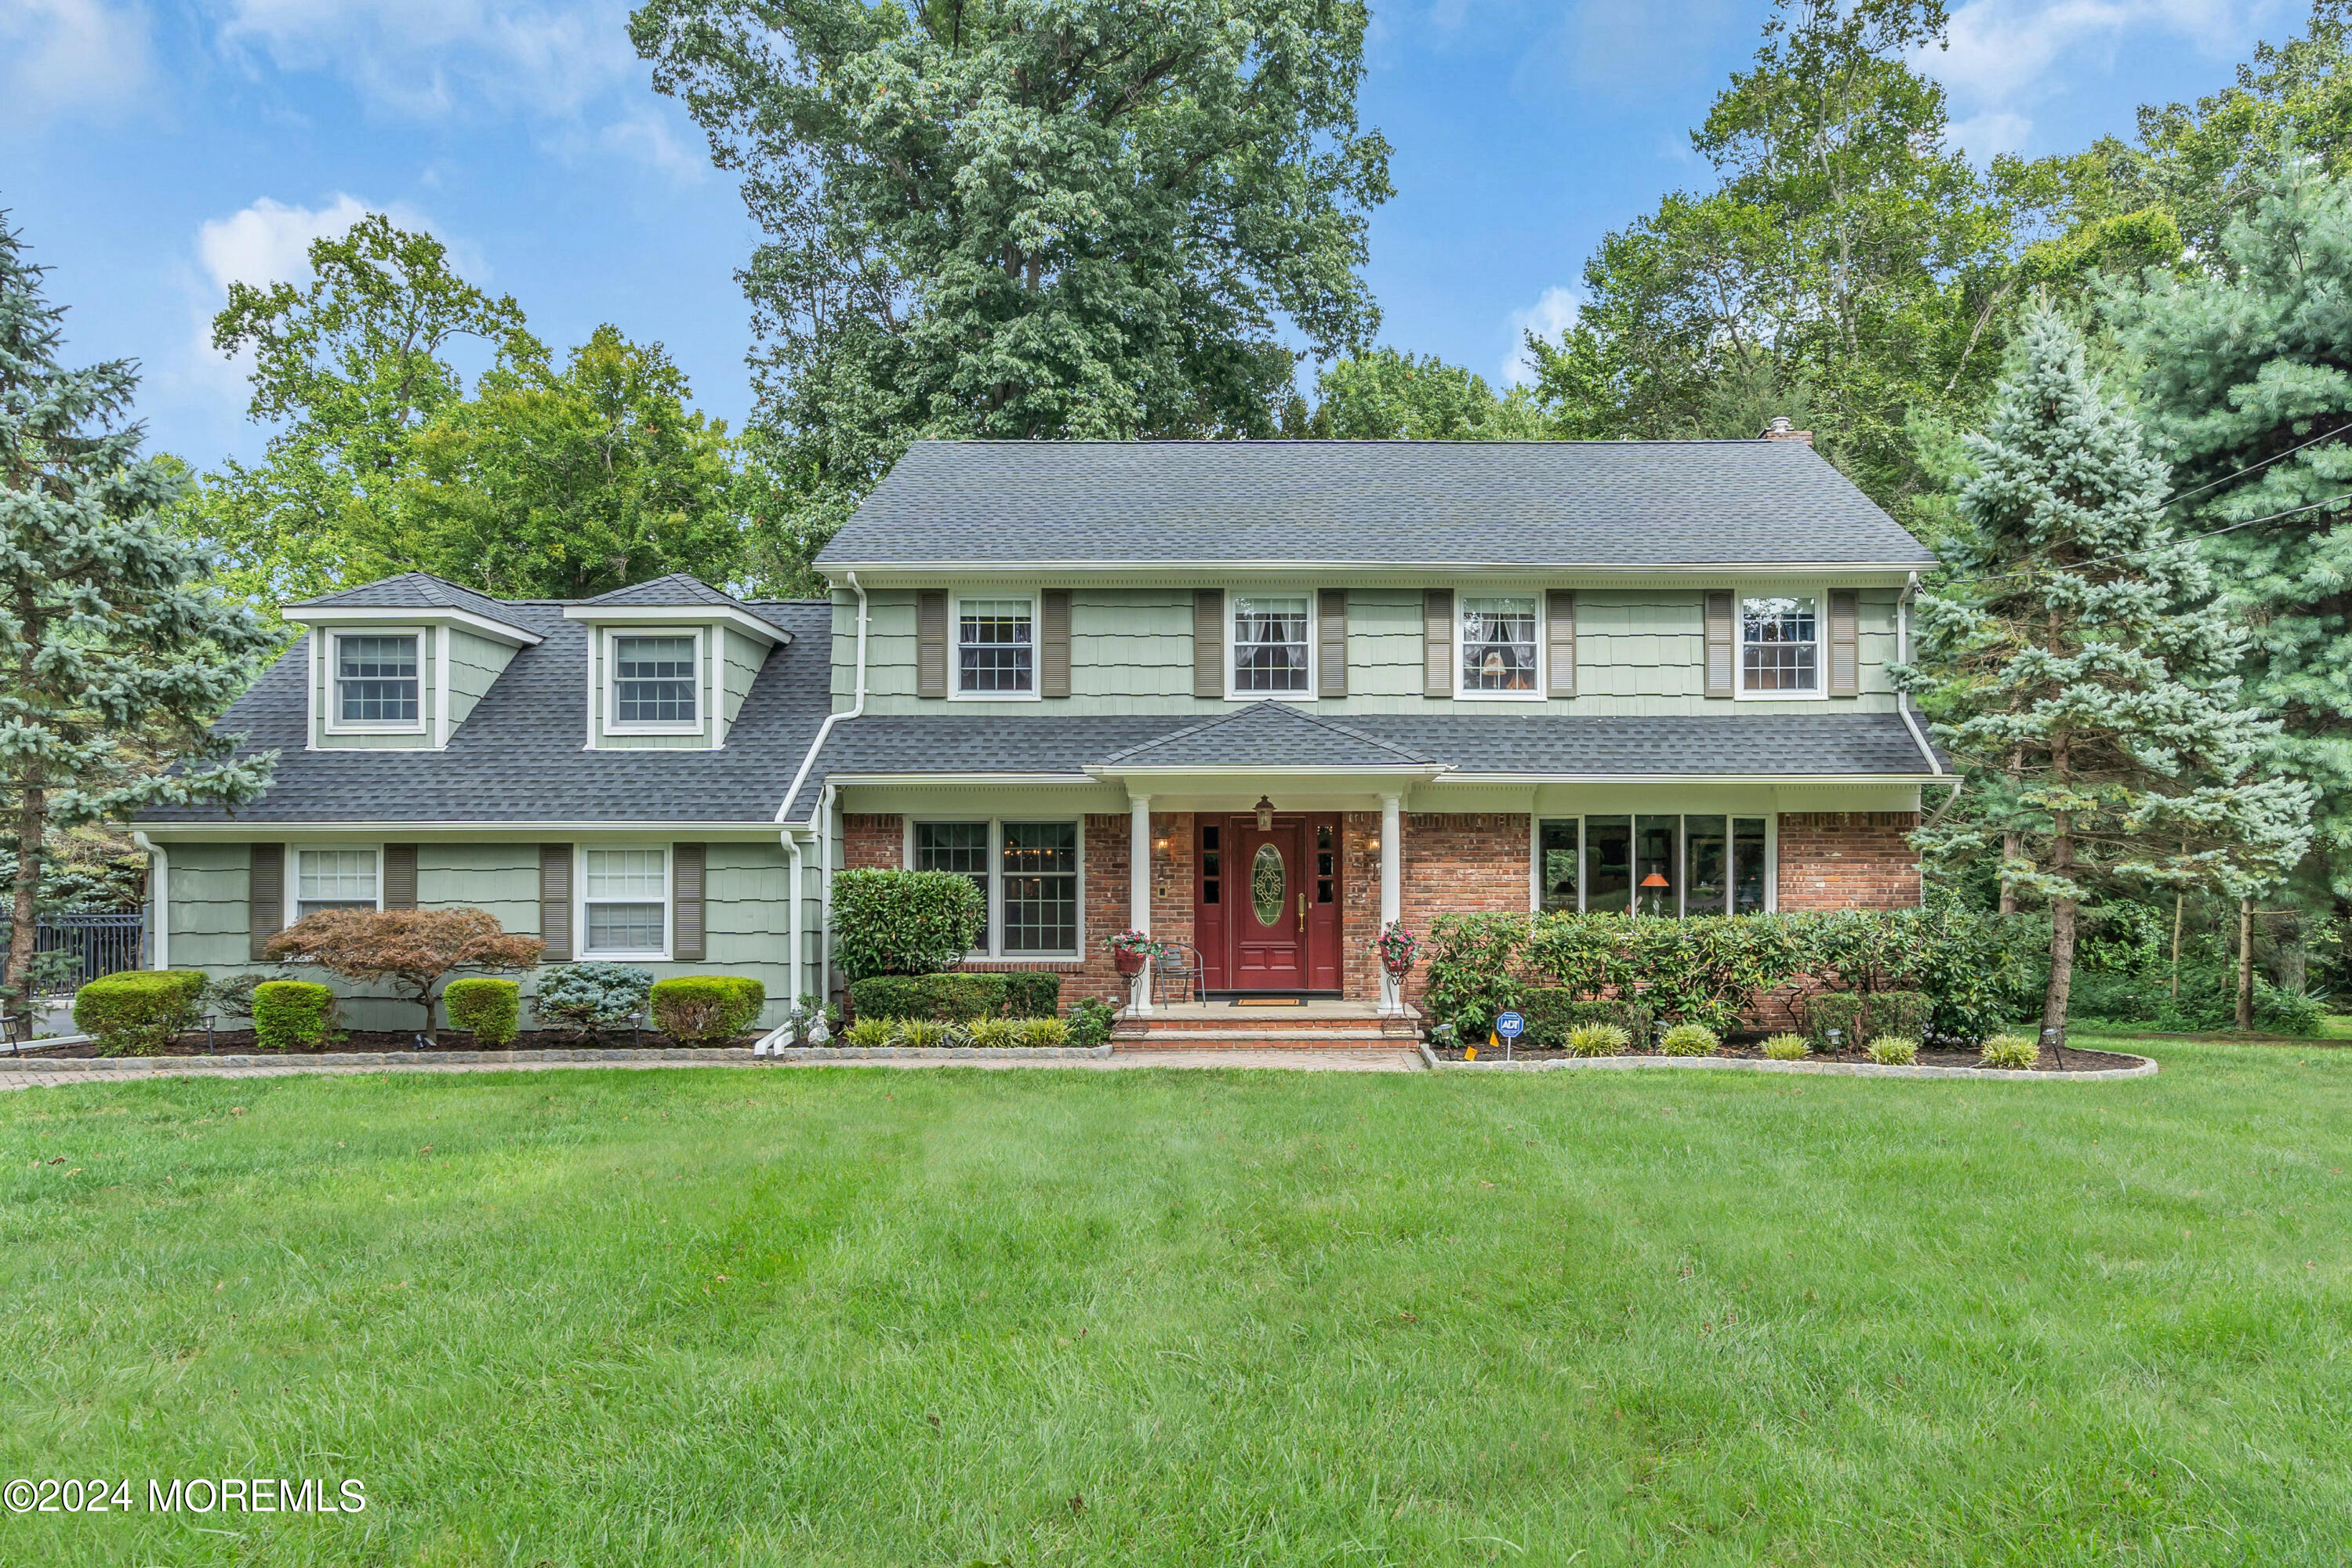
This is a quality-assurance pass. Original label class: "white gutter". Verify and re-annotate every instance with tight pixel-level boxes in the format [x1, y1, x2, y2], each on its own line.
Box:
[132, 832, 167, 970]
[819, 559, 1937, 579]
[1895, 572, 1941, 778]
[779, 570, 868, 829]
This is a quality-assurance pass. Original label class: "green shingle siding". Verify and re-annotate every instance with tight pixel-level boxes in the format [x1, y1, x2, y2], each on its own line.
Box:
[445, 629, 517, 732]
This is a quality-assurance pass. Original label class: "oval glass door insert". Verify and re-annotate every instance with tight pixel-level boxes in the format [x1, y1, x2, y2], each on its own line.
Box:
[1250, 842, 1286, 927]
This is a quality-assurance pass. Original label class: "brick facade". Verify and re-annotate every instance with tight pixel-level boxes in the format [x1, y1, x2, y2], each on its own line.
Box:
[1775, 811, 1922, 911]
[1394, 813, 1532, 1005]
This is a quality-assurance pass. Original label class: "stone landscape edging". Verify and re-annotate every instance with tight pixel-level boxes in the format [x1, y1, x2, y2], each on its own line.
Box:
[1415, 1040, 2158, 1081]
[0, 1042, 1116, 1071]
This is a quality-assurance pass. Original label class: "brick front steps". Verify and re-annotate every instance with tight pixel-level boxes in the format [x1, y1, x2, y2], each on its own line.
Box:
[1115, 1002, 1421, 1051]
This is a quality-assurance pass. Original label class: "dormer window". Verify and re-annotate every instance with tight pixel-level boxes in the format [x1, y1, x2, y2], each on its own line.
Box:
[612, 633, 699, 728]
[332, 633, 422, 730]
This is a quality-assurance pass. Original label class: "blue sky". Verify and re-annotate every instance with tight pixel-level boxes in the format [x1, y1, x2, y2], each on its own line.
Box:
[0, 0, 2303, 470]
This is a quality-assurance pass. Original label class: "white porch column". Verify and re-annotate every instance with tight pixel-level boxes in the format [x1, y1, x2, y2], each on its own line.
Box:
[1128, 794, 1153, 1015]
[1378, 794, 1403, 1016]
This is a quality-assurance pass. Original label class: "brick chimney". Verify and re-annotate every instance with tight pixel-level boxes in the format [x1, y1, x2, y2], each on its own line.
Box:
[1759, 416, 1813, 445]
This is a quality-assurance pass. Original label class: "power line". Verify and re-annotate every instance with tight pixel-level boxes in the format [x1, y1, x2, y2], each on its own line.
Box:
[1956, 488, 2352, 587]
[2165, 419, 2352, 509]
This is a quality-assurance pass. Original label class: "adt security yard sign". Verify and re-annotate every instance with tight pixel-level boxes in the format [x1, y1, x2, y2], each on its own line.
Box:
[1494, 1011, 1524, 1040]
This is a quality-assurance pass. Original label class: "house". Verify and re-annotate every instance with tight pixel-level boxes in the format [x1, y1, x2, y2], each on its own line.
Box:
[133, 432, 1949, 1031]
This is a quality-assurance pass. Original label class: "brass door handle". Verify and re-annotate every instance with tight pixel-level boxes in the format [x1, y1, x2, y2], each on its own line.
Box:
[1298, 892, 1306, 931]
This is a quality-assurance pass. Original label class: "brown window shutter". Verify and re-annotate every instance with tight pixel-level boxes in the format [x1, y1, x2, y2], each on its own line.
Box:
[1423, 589, 1454, 699]
[1704, 591, 1736, 699]
[1318, 589, 1348, 697]
[539, 844, 573, 964]
[673, 843, 706, 963]
[1039, 590, 1071, 698]
[1828, 589, 1860, 696]
[1546, 590, 1576, 697]
[916, 590, 949, 698]
[383, 844, 418, 909]
[1192, 589, 1225, 699]
[248, 844, 284, 960]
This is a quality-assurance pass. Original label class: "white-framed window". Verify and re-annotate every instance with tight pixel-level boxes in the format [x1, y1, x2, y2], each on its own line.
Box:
[909, 819, 1082, 958]
[607, 630, 702, 732]
[328, 632, 423, 732]
[953, 594, 1037, 699]
[581, 846, 670, 958]
[1229, 592, 1312, 699]
[1737, 595, 1824, 699]
[1458, 594, 1541, 699]
[293, 846, 380, 920]
[1532, 815, 1773, 915]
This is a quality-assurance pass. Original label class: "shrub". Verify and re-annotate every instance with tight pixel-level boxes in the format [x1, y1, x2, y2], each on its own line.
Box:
[1000, 971, 1062, 1019]
[1419, 913, 1530, 1038]
[1016, 1016, 1069, 1047]
[251, 980, 337, 1053]
[444, 978, 521, 1047]
[534, 962, 654, 1038]
[1519, 989, 1653, 1050]
[1867, 990, 1933, 1040]
[1065, 996, 1116, 1050]
[2256, 982, 2326, 1036]
[201, 972, 276, 1022]
[1659, 1022, 1719, 1056]
[849, 972, 1006, 1024]
[1868, 1036, 1920, 1065]
[831, 869, 985, 979]
[1762, 1033, 1809, 1061]
[1805, 991, 1866, 1052]
[968, 1017, 1017, 1048]
[72, 970, 206, 1056]
[265, 908, 543, 1044]
[897, 1018, 949, 1048]
[843, 1016, 892, 1049]
[1979, 1033, 2038, 1069]
[649, 976, 765, 1044]
[1565, 1022, 1629, 1057]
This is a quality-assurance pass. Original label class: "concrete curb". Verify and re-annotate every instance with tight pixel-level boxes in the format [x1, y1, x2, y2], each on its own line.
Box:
[0, 1042, 1118, 1072]
[1415, 1040, 2158, 1081]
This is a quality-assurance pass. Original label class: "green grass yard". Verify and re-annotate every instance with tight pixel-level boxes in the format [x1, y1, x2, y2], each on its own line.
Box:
[1, 1040, 2349, 1565]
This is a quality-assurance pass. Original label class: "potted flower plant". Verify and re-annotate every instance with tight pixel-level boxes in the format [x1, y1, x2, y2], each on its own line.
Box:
[1107, 928, 1156, 977]
[1374, 920, 1418, 978]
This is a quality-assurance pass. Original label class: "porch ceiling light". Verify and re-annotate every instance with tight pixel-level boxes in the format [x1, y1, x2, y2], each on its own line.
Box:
[1254, 795, 1276, 831]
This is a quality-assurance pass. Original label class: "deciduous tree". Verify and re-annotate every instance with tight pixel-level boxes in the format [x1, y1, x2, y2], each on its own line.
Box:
[264, 907, 543, 1044]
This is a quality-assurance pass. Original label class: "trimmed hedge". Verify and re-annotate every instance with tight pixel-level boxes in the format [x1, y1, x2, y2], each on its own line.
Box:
[1805, 992, 1865, 1051]
[445, 978, 521, 1047]
[832, 869, 985, 979]
[73, 970, 206, 1056]
[650, 976, 765, 1044]
[1519, 989, 1653, 1051]
[1000, 971, 1062, 1019]
[850, 973, 1007, 1024]
[252, 981, 336, 1053]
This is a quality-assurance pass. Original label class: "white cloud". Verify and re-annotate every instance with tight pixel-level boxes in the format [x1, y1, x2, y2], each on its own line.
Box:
[1501, 285, 1581, 385]
[0, 0, 153, 128]
[1948, 108, 2035, 159]
[1924, 0, 2272, 112]
[195, 193, 373, 296]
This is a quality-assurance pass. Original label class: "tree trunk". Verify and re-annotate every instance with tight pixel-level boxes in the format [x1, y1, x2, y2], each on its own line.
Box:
[411, 980, 439, 1047]
[2169, 888, 2184, 1001]
[1999, 832, 2019, 916]
[6, 780, 45, 1044]
[2236, 897, 2255, 1032]
[2040, 808, 2075, 1062]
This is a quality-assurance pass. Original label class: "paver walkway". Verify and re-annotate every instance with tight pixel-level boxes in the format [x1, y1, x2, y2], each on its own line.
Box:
[0, 1047, 1422, 1091]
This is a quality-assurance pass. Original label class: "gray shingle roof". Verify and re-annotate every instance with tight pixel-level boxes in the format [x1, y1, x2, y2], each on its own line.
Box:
[819, 440, 1940, 570]
[782, 710, 1944, 818]
[1095, 702, 1437, 768]
[289, 572, 521, 624]
[139, 600, 833, 826]
[578, 572, 753, 609]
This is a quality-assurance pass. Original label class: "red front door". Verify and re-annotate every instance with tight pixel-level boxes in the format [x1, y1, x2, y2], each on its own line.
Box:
[1197, 813, 1344, 993]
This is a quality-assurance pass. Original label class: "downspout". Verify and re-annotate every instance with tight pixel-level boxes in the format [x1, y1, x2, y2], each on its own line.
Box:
[777, 572, 868, 1007]
[132, 832, 167, 971]
[784, 831, 804, 1009]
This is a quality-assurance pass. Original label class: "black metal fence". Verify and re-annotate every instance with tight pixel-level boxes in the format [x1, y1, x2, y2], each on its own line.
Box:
[0, 913, 148, 996]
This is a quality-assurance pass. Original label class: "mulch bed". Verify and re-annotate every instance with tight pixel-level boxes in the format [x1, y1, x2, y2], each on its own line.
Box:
[1432, 1043, 2143, 1073]
[13, 1028, 759, 1059]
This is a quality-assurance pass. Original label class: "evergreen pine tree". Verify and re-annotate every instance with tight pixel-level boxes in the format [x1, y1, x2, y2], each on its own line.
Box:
[1907, 303, 2311, 1045]
[0, 214, 280, 1029]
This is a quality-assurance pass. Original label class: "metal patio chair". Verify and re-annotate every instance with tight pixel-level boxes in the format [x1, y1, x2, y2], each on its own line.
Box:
[1152, 940, 1207, 1007]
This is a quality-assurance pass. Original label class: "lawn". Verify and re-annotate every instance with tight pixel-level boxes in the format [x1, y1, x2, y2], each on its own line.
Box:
[1, 1040, 2348, 1566]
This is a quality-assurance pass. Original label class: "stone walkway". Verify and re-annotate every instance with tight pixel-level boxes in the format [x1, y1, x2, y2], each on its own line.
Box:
[0, 1046, 1424, 1091]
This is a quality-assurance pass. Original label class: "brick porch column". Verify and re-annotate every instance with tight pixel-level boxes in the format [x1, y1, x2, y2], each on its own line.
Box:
[1128, 794, 1152, 1015]
[1378, 794, 1403, 1015]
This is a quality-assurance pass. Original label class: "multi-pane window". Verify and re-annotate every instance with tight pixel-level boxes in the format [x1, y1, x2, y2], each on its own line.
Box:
[1232, 594, 1310, 694]
[1740, 596, 1819, 695]
[295, 848, 377, 920]
[613, 635, 698, 726]
[583, 848, 667, 956]
[957, 598, 1033, 695]
[914, 822, 991, 950]
[910, 821, 1081, 957]
[334, 634, 420, 726]
[1460, 596, 1539, 695]
[1538, 815, 1773, 914]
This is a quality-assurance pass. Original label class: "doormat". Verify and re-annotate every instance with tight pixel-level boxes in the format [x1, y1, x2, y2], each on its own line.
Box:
[1233, 996, 1308, 1007]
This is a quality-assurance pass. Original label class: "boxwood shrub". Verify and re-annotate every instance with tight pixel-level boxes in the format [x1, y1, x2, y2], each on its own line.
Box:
[999, 971, 1062, 1019]
[849, 972, 1007, 1023]
[649, 976, 766, 1044]
[252, 980, 337, 1052]
[831, 869, 985, 979]
[445, 978, 521, 1047]
[1866, 989, 1933, 1040]
[1805, 991, 1866, 1051]
[72, 970, 207, 1056]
